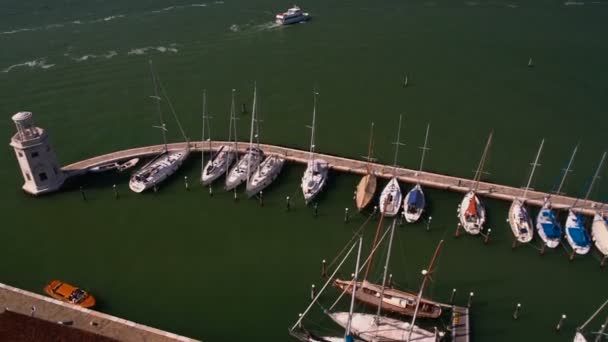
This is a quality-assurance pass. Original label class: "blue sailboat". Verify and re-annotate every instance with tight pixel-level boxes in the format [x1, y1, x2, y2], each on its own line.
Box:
[535, 199, 562, 248]
[565, 210, 591, 255]
[403, 124, 430, 223]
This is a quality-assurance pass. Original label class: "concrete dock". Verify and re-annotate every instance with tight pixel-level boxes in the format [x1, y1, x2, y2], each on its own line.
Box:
[62, 140, 606, 216]
[0, 282, 199, 342]
[451, 306, 470, 342]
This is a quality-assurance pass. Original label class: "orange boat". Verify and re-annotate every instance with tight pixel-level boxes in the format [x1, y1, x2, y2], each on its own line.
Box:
[43, 280, 96, 308]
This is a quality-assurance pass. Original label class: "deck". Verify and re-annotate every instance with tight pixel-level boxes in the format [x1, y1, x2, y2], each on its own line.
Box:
[451, 305, 470, 342]
[61, 140, 606, 216]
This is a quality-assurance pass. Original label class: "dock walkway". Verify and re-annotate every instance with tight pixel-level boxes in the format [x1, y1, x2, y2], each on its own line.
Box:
[62, 140, 606, 215]
[451, 305, 470, 342]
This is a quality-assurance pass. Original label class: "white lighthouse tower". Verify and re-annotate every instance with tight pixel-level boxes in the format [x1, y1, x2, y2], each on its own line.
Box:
[9, 111, 65, 195]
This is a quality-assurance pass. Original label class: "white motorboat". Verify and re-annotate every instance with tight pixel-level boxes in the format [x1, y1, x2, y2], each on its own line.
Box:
[535, 199, 562, 248]
[129, 150, 189, 193]
[509, 199, 534, 243]
[275, 5, 310, 25]
[592, 212, 608, 256]
[201, 145, 235, 185]
[565, 210, 591, 255]
[459, 191, 486, 235]
[301, 91, 328, 204]
[329, 312, 440, 342]
[458, 132, 492, 235]
[129, 61, 190, 193]
[247, 155, 285, 197]
[404, 183, 425, 223]
[379, 177, 402, 217]
[225, 147, 263, 191]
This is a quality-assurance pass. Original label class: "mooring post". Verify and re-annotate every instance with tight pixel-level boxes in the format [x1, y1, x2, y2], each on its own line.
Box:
[513, 303, 521, 320]
[153, 184, 158, 193]
[242, 103, 247, 114]
[601, 256, 607, 268]
[373, 205, 378, 214]
[286, 196, 291, 211]
[184, 176, 189, 191]
[208, 185, 213, 197]
[449, 288, 457, 304]
[233, 188, 238, 202]
[113, 184, 118, 199]
[455, 223, 461, 238]
[313, 202, 318, 218]
[353, 190, 357, 201]
[540, 243, 546, 256]
[259, 191, 264, 207]
[310, 284, 316, 300]
[556, 314, 567, 331]
[484, 229, 491, 244]
[298, 313, 302, 329]
[467, 292, 474, 308]
[387, 274, 393, 288]
[79, 186, 86, 201]
[321, 259, 327, 278]
[344, 208, 350, 223]
[426, 216, 432, 231]
[569, 250, 575, 261]
[512, 239, 518, 249]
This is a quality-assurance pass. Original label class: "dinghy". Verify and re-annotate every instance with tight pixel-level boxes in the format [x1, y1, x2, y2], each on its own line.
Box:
[379, 115, 404, 217]
[301, 91, 328, 204]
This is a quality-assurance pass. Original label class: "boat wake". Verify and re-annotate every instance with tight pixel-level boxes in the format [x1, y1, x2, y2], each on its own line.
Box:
[127, 44, 179, 56]
[2, 58, 55, 73]
[227, 21, 281, 33]
[66, 50, 118, 62]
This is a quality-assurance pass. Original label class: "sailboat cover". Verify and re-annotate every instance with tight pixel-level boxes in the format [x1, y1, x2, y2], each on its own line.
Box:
[407, 188, 424, 208]
[538, 209, 561, 239]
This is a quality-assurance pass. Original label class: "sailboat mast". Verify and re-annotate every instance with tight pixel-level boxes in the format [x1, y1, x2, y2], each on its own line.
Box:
[474, 132, 493, 191]
[364, 212, 387, 281]
[365, 122, 375, 174]
[522, 139, 545, 200]
[309, 91, 318, 160]
[555, 144, 578, 195]
[584, 151, 607, 201]
[148, 61, 167, 152]
[419, 123, 430, 173]
[345, 236, 363, 339]
[374, 220, 397, 321]
[246, 84, 257, 188]
[201, 89, 207, 173]
[230, 89, 238, 159]
[392, 115, 403, 174]
[407, 240, 444, 342]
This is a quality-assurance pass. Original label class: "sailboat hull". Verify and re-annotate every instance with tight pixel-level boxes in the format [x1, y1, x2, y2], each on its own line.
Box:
[329, 312, 439, 342]
[458, 191, 485, 235]
[591, 213, 608, 256]
[355, 173, 377, 211]
[225, 148, 263, 191]
[509, 199, 534, 243]
[301, 159, 329, 204]
[201, 145, 235, 186]
[379, 178, 402, 217]
[403, 184, 425, 223]
[565, 210, 591, 255]
[246, 155, 285, 197]
[535, 200, 562, 248]
[333, 279, 442, 319]
[129, 149, 189, 193]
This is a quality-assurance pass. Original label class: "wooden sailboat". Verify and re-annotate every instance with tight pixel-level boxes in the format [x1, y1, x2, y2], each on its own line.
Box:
[458, 132, 492, 235]
[508, 139, 544, 244]
[246, 85, 285, 197]
[129, 61, 190, 193]
[379, 115, 404, 217]
[574, 298, 608, 342]
[403, 124, 431, 223]
[536, 145, 577, 248]
[301, 91, 329, 204]
[355, 122, 377, 211]
[201, 90, 236, 186]
[567, 152, 606, 255]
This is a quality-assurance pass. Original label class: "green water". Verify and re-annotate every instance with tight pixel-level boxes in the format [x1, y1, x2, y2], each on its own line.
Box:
[1, 0, 607, 341]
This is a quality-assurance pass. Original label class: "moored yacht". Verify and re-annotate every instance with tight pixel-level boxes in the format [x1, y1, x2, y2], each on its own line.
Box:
[459, 191, 486, 234]
[247, 155, 285, 197]
[130, 150, 189, 193]
[379, 115, 404, 217]
[509, 199, 534, 243]
[201, 145, 235, 185]
[404, 184, 425, 223]
[592, 212, 608, 257]
[535, 199, 562, 248]
[565, 210, 591, 255]
[276, 5, 310, 25]
[301, 91, 328, 204]
[225, 147, 263, 191]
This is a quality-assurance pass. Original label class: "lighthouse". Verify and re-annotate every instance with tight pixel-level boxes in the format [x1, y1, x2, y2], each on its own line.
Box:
[9, 111, 65, 195]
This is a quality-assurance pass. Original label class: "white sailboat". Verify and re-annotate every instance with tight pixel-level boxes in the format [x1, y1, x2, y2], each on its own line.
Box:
[225, 86, 264, 191]
[246, 85, 285, 197]
[574, 299, 608, 342]
[566, 152, 606, 255]
[458, 132, 492, 235]
[592, 211, 608, 257]
[301, 91, 328, 204]
[379, 115, 404, 217]
[403, 124, 430, 223]
[200, 90, 236, 186]
[536, 145, 577, 248]
[508, 139, 544, 244]
[129, 61, 190, 193]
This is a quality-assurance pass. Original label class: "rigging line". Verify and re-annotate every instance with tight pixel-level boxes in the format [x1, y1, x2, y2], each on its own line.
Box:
[157, 74, 189, 143]
[327, 210, 378, 270]
[580, 298, 608, 331]
[327, 225, 394, 312]
[148, 60, 167, 152]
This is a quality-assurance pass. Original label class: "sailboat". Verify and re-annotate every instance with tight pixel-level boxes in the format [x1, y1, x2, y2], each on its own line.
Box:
[508, 139, 544, 244]
[330, 234, 445, 342]
[403, 124, 431, 223]
[354, 122, 377, 211]
[129, 61, 190, 193]
[574, 298, 608, 342]
[536, 145, 578, 248]
[592, 211, 608, 257]
[566, 152, 606, 255]
[200, 90, 236, 186]
[301, 91, 329, 204]
[246, 85, 285, 197]
[225, 86, 264, 191]
[379, 115, 404, 217]
[333, 215, 443, 319]
[458, 132, 492, 235]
